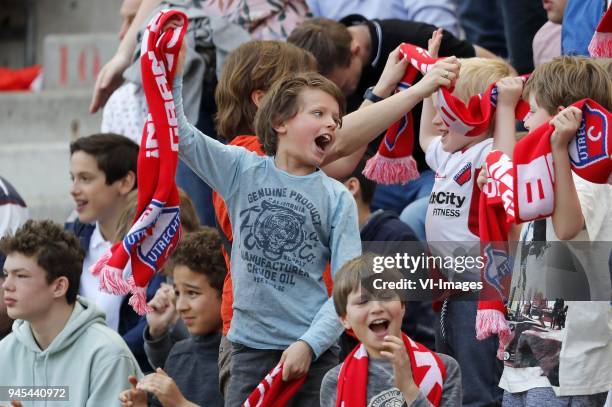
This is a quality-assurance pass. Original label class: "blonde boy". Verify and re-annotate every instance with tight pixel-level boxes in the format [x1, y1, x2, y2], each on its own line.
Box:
[419, 56, 516, 406]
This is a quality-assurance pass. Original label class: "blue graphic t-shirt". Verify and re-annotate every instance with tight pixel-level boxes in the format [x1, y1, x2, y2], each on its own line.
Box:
[173, 81, 361, 358]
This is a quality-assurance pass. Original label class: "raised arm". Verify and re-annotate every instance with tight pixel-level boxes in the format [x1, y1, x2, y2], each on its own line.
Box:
[325, 57, 461, 165]
[549, 107, 585, 240]
[492, 77, 524, 156]
[90, 0, 162, 113]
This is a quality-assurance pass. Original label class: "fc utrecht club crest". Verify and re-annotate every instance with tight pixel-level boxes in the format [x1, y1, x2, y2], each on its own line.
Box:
[136, 205, 181, 271]
[453, 162, 472, 186]
[568, 102, 608, 169]
[483, 244, 513, 300]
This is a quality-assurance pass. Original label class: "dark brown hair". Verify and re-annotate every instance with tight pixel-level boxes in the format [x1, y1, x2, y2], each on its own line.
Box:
[288, 18, 353, 76]
[166, 227, 226, 294]
[0, 220, 84, 304]
[255, 72, 346, 156]
[70, 133, 139, 186]
[214, 40, 317, 141]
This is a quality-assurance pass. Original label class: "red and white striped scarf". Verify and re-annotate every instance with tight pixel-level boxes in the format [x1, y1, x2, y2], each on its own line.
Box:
[336, 334, 446, 407]
[363, 43, 529, 185]
[91, 9, 186, 314]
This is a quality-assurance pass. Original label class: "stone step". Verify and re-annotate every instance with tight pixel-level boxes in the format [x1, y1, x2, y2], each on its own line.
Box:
[43, 33, 118, 90]
[0, 88, 102, 144]
[0, 142, 74, 223]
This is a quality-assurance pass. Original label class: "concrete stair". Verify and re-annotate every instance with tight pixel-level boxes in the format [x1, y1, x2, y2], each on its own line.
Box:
[0, 89, 102, 222]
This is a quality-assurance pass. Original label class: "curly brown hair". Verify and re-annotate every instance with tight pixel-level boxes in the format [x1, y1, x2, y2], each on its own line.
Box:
[166, 227, 226, 294]
[0, 220, 84, 304]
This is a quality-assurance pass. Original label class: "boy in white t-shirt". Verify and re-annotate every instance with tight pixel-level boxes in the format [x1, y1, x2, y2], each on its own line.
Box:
[490, 56, 612, 406]
[419, 50, 516, 406]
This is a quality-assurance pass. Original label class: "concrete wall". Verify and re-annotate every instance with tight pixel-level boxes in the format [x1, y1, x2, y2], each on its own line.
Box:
[0, 90, 103, 223]
[34, 0, 124, 65]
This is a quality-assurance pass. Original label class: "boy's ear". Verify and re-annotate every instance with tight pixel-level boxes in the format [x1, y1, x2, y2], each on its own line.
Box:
[350, 40, 361, 57]
[339, 314, 352, 331]
[343, 177, 360, 197]
[557, 105, 566, 113]
[51, 276, 69, 300]
[273, 121, 288, 137]
[250, 90, 266, 108]
[117, 171, 136, 195]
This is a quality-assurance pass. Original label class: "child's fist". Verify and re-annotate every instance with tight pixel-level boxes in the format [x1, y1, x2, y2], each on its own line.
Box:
[280, 340, 313, 381]
[162, 16, 187, 76]
[381, 335, 420, 403]
[374, 46, 410, 97]
[550, 106, 583, 149]
[416, 56, 460, 98]
[496, 77, 524, 107]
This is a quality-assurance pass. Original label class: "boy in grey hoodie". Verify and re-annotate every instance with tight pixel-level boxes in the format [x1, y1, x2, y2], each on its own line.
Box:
[0, 220, 142, 406]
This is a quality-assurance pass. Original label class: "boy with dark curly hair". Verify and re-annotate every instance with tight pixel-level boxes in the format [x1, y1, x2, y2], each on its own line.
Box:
[120, 227, 226, 407]
[0, 220, 142, 406]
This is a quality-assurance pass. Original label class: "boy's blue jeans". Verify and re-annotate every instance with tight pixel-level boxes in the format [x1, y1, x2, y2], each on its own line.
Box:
[435, 299, 504, 407]
[225, 341, 338, 407]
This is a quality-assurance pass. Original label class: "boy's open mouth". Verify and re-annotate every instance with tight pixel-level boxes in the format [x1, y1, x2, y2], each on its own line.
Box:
[368, 318, 390, 334]
[74, 199, 88, 212]
[315, 134, 332, 152]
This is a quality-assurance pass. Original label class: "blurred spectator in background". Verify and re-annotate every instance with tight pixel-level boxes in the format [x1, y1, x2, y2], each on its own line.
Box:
[98, 0, 317, 226]
[532, 0, 565, 67]
[454, 0, 547, 74]
[0, 175, 29, 340]
[306, 0, 462, 37]
[100, 0, 147, 145]
[288, 17, 489, 238]
[562, 0, 608, 56]
[454, 0, 507, 57]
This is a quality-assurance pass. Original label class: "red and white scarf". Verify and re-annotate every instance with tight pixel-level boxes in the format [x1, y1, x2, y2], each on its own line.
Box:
[476, 99, 612, 355]
[91, 10, 186, 314]
[363, 43, 529, 184]
[336, 334, 446, 407]
[243, 363, 306, 407]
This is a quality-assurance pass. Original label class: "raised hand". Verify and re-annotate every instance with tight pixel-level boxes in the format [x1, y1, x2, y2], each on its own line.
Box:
[550, 106, 583, 149]
[414, 56, 461, 98]
[373, 46, 411, 98]
[380, 335, 420, 403]
[428, 28, 443, 58]
[147, 283, 179, 339]
[496, 77, 525, 108]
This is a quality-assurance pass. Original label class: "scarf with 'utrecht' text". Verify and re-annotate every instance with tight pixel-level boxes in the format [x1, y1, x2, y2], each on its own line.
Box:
[91, 9, 186, 314]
